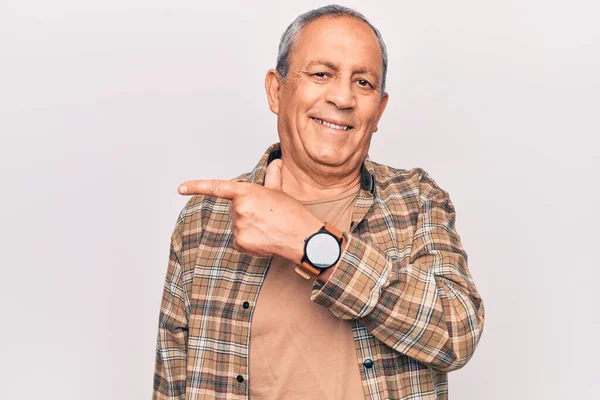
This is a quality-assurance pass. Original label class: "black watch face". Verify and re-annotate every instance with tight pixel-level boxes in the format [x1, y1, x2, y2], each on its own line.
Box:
[306, 232, 341, 269]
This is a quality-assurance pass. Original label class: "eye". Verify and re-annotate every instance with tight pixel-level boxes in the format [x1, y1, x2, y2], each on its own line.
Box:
[312, 72, 330, 78]
[357, 79, 373, 88]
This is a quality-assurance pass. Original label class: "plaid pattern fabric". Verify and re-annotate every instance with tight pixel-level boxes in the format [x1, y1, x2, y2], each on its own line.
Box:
[153, 142, 485, 400]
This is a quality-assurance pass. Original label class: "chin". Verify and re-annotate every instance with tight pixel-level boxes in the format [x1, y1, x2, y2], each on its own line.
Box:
[307, 145, 348, 167]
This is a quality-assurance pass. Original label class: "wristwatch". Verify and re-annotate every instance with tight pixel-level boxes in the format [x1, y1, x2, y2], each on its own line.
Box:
[294, 222, 345, 280]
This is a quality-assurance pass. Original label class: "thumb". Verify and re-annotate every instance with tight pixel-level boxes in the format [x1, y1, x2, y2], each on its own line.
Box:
[264, 159, 283, 190]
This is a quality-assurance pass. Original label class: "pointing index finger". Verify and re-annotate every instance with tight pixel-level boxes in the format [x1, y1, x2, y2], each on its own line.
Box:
[178, 180, 246, 199]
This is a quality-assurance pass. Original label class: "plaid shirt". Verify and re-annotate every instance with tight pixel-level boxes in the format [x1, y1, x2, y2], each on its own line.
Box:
[153, 142, 485, 400]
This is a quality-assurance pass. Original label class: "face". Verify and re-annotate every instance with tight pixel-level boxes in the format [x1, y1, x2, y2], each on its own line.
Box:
[266, 16, 389, 178]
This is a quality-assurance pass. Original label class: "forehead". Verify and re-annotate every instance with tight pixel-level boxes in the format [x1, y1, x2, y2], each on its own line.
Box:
[291, 16, 383, 73]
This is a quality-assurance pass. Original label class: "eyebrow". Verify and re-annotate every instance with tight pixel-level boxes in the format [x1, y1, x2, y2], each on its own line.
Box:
[305, 60, 381, 81]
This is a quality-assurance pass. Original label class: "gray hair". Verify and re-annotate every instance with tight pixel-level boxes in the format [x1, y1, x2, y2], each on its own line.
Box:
[276, 4, 388, 94]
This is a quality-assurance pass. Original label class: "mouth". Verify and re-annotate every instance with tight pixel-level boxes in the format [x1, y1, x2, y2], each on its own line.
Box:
[310, 117, 354, 131]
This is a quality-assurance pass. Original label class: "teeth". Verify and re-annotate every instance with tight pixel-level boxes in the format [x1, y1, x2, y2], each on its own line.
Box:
[313, 118, 352, 131]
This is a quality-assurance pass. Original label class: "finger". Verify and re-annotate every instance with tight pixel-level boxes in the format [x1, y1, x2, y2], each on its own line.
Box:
[178, 180, 245, 199]
[264, 159, 283, 190]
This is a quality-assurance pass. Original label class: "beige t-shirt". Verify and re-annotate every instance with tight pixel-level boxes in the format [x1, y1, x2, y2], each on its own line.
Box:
[249, 183, 365, 400]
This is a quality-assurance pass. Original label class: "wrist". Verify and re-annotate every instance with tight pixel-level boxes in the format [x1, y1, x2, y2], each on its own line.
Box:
[315, 235, 347, 283]
[293, 221, 346, 281]
[282, 215, 322, 264]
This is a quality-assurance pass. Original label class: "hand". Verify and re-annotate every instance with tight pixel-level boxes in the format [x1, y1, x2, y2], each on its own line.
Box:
[177, 159, 322, 263]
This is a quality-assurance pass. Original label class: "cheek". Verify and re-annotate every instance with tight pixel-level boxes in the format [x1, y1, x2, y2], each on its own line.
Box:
[360, 101, 383, 127]
[290, 81, 323, 110]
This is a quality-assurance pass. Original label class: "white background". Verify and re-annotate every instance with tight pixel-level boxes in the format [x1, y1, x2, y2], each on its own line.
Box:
[1, 1, 598, 399]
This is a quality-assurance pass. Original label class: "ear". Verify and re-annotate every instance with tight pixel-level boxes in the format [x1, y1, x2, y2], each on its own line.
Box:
[372, 92, 389, 133]
[265, 69, 283, 115]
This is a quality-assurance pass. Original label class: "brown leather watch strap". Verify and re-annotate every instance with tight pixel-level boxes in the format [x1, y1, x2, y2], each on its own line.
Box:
[323, 222, 343, 240]
[294, 263, 321, 280]
[294, 222, 345, 280]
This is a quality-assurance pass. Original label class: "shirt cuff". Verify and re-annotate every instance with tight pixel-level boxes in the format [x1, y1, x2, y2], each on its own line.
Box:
[310, 232, 393, 319]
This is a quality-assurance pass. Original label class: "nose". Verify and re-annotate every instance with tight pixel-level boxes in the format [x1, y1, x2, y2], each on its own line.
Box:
[324, 77, 356, 110]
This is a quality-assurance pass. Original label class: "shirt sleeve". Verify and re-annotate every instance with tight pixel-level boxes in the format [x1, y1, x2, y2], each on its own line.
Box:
[153, 215, 189, 399]
[310, 170, 485, 373]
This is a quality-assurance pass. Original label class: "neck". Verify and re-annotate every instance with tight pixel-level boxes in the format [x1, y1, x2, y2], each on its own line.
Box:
[278, 153, 362, 202]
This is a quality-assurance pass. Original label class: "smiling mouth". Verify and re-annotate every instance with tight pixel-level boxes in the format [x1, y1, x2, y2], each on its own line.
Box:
[311, 117, 353, 131]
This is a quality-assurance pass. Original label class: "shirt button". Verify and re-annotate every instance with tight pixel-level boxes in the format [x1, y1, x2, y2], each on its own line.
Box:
[242, 301, 250, 309]
[236, 375, 244, 383]
[363, 359, 374, 369]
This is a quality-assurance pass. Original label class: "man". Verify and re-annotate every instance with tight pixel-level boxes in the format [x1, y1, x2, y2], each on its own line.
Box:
[153, 5, 484, 400]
